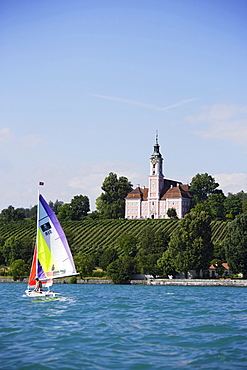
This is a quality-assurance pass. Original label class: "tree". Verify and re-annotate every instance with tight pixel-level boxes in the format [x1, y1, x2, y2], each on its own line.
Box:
[0, 236, 6, 265]
[18, 237, 34, 264]
[1, 206, 16, 222]
[190, 173, 219, 205]
[57, 203, 71, 221]
[99, 248, 119, 271]
[157, 247, 178, 277]
[107, 256, 136, 283]
[243, 200, 247, 213]
[1, 237, 21, 265]
[224, 193, 243, 219]
[9, 259, 29, 281]
[213, 242, 226, 262]
[167, 208, 178, 219]
[70, 195, 90, 220]
[135, 227, 169, 277]
[14, 208, 27, 221]
[1, 236, 33, 265]
[159, 204, 213, 278]
[117, 234, 138, 257]
[49, 200, 64, 214]
[0, 206, 26, 222]
[224, 212, 247, 277]
[96, 172, 133, 219]
[206, 191, 226, 220]
[74, 252, 95, 278]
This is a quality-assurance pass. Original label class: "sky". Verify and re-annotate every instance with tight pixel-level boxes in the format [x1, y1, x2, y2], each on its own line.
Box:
[0, 0, 247, 211]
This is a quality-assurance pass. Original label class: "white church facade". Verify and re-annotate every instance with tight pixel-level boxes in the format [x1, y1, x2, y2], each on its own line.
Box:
[125, 136, 192, 219]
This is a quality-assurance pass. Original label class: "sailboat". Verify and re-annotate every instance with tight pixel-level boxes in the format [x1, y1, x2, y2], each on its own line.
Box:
[25, 192, 78, 297]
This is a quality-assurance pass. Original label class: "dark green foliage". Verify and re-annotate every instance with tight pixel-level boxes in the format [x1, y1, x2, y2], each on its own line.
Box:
[158, 204, 213, 278]
[224, 212, 247, 277]
[157, 248, 178, 277]
[107, 255, 136, 284]
[117, 234, 138, 257]
[74, 252, 95, 278]
[9, 259, 29, 281]
[57, 195, 90, 221]
[136, 227, 169, 277]
[0, 206, 26, 222]
[243, 200, 247, 213]
[1, 236, 34, 265]
[70, 276, 77, 284]
[96, 172, 133, 218]
[57, 203, 71, 221]
[207, 191, 226, 220]
[92, 270, 107, 278]
[49, 200, 64, 214]
[224, 193, 243, 219]
[0, 236, 6, 265]
[70, 195, 90, 220]
[167, 208, 178, 219]
[99, 248, 119, 271]
[190, 173, 219, 205]
[213, 242, 226, 261]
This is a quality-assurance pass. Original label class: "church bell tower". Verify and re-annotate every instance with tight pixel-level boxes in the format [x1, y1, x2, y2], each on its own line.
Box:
[148, 133, 164, 217]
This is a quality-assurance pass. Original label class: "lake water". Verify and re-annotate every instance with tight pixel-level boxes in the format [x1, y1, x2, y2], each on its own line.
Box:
[1, 283, 247, 369]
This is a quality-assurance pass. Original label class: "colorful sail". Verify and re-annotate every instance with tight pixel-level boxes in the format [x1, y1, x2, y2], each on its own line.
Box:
[27, 243, 53, 289]
[27, 193, 77, 289]
[27, 243, 37, 288]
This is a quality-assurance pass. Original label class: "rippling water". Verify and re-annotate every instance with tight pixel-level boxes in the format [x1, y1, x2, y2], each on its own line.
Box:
[1, 283, 247, 369]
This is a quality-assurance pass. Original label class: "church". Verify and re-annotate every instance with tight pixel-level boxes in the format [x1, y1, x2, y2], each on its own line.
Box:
[125, 135, 193, 219]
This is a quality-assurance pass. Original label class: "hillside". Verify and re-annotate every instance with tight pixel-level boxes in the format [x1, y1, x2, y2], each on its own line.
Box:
[0, 218, 229, 255]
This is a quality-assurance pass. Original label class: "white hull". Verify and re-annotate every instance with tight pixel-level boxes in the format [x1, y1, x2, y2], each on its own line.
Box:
[25, 290, 61, 298]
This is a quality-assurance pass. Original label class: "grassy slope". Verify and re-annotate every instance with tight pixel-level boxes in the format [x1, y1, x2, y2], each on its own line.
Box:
[0, 218, 229, 255]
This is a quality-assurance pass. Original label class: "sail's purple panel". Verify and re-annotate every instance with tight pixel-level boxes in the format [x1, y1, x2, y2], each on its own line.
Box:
[37, 259, 46, 280]
[39, 194, 76, 272]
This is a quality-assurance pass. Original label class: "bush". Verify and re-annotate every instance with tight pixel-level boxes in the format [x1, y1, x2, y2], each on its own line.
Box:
[92, 270, 107, 278]
[70, 276, 77, 284]
[9, 259, 29, 281]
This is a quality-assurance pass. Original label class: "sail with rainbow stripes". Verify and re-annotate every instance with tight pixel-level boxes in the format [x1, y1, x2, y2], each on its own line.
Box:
[27, 194, 77, 289]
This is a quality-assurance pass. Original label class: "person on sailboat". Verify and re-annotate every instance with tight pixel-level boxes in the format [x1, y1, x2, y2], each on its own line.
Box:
[34, 278, 43, 292]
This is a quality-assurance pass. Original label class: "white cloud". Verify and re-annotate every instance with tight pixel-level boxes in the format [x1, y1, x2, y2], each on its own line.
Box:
[21, 134, 44, 148]
[214, 172, 247, 194]
[187, 104, 247, 148]
[0, 129, 43, 149]
[68, 162, 147, 210]
[0, 128, 13, 144]
[89, 94, 197, 111]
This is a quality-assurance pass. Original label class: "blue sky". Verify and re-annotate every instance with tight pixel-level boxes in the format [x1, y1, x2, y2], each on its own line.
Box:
[0, 0, 247, 211]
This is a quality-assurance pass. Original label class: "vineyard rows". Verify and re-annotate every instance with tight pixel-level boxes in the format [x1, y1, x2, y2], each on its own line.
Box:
[0, 219, 229, 255]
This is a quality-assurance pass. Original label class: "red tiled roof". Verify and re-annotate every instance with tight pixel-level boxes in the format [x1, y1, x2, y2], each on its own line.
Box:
[222, 263, 229, 270]
[161, 184, 192, 200]
[209, 263, 229, 270]
[125, 187, 148, 201]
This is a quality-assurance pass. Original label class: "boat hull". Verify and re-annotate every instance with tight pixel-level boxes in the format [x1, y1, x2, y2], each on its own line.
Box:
[25, 290, 61, 298]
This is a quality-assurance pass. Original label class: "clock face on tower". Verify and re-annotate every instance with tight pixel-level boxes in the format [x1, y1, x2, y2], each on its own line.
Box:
[151, 158, 157, 165]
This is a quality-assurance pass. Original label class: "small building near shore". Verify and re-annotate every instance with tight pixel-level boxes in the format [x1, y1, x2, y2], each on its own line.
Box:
[125, 135, 193, 219]
[209, 262, 230, 278]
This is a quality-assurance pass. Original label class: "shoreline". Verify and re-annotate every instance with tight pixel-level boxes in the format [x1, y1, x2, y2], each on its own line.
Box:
[1, 277, 247, 287]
